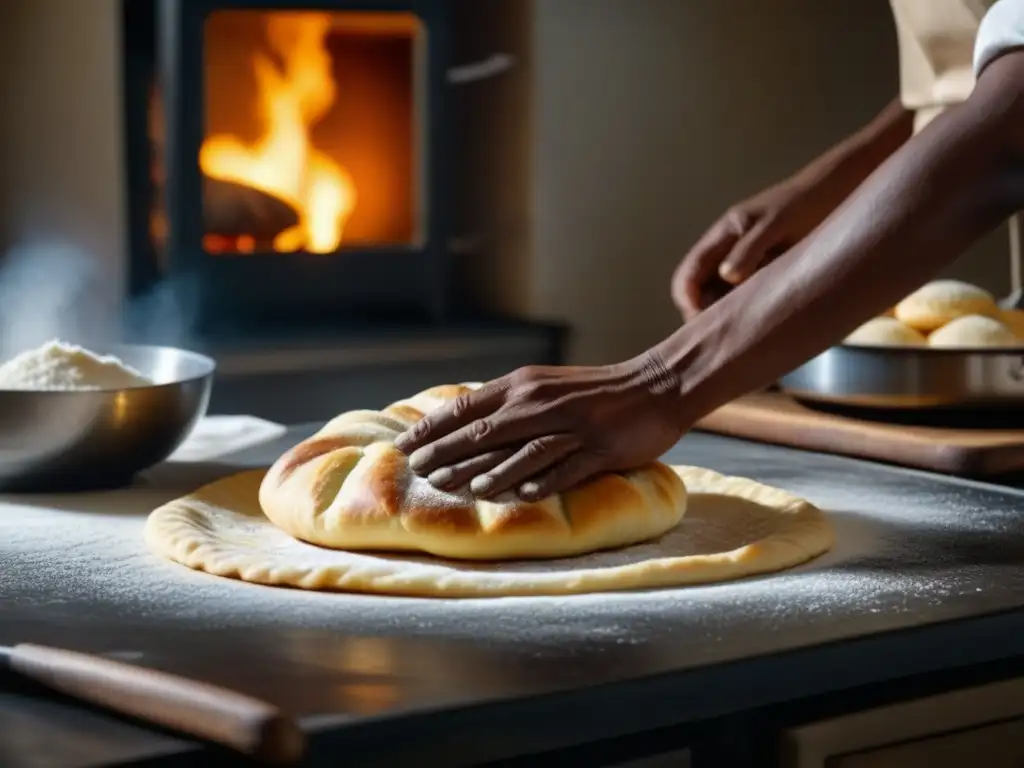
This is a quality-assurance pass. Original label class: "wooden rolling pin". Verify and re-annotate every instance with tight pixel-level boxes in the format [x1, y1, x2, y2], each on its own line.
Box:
[1, 643, 305, 764]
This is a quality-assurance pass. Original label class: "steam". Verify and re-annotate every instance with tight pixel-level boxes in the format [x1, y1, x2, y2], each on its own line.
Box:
[122, 269, 203, 348]
[0, 240, 198, 361]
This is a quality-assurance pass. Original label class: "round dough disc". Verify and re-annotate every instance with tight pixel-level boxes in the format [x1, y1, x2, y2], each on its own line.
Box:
[895, 280, 999, 333]
[843, 317, 926, 348]
[144, 466, 835, 598]
[927, 314, 1020, 348]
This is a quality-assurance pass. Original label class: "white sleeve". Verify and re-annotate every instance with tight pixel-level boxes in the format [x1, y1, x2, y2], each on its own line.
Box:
[974, 0, 1024, 77]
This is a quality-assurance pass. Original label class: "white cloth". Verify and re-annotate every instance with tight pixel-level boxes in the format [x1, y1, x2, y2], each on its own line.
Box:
[974, 0, 1024, 76]
[167, 415, 287, 463]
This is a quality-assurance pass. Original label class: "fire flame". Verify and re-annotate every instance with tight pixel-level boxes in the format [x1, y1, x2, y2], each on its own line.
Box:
[200, 13, 357, 253]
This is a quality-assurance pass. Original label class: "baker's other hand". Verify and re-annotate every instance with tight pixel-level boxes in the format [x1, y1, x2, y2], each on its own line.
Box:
[671, 97, 916, 322]
[671, 175, 834, 322]
[393, 355, 685, 501]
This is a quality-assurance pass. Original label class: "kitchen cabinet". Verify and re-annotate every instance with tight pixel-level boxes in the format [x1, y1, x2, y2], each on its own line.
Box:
[781, 677, 1024, 768]
[837, 719, 1024, 767]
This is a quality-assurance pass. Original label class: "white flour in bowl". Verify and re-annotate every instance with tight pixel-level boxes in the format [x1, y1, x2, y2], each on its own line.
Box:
[0, 339, 153, 391]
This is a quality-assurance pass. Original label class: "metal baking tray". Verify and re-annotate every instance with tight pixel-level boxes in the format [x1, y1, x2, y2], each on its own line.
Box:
[778, 344, 1024, 409]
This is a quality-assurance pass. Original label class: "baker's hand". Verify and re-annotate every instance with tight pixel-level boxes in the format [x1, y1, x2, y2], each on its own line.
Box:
[672, 177, 824, 321]
[393, 355, 685, 501]
[672, 169, 854, 321]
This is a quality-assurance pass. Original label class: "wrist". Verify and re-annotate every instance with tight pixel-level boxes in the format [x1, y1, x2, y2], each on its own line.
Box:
[630, 320, 730, 433]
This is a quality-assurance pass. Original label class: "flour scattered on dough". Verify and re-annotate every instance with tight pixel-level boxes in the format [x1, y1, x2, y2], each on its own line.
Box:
[0, 339, 152, 391]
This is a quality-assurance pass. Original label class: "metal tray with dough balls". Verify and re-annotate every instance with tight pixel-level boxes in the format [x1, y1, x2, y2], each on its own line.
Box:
[779, 344, 1024, 409]
[779, 281, 1024, 410]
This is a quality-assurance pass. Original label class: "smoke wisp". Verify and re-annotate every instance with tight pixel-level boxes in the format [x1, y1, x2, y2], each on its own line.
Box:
[0, 240, 198, 360]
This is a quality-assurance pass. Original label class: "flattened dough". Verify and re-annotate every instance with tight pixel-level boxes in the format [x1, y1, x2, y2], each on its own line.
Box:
[145, 466, 834, 598]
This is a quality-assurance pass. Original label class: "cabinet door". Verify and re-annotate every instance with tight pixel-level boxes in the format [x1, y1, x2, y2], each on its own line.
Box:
[835, 717, 1024, 768]
[779, 677, 1024, 768]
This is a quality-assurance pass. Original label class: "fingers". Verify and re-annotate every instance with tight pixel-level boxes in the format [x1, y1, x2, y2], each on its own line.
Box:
[425, 448, 514, 491]
[394, 382, 503, 454]
[674, 226, 740, 320]
[674, 205, 761, 320]
[718, 215, 780, 285]
[517, 450, 605, 501]
[405, 403, 555, 476]
[468, 434, 580, 498]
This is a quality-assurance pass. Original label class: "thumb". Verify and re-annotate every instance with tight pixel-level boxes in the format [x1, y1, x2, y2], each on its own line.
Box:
[718, 216, 782, 285]
[675, 228, 741, 317]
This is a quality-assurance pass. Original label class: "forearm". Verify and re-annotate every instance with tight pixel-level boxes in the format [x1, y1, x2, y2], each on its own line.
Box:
[791, 97, 913, 193]
[651, 55, 1024, 424]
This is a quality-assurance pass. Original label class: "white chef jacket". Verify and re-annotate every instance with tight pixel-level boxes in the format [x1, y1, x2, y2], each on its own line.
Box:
[889, 0, 1024, 134]
[975, 0, 1024, 277]
[975, 0, 1024, 77]
[889, 0, 1024, 278]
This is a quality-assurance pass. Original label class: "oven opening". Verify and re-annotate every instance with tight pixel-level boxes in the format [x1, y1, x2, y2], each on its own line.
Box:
[150, 10, 423, 260]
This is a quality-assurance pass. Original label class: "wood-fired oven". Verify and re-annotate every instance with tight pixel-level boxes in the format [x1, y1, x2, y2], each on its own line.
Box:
[0, 0, 564, 421]
[123, 0, 453, 333]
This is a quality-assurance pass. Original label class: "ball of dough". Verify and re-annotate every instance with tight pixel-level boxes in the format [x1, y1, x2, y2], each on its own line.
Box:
[927, 315, 1020, 348]
[895, 280, 1000, 333]
[999, 308, 1024, 340]
[843, 317, 927, 347]
[258, 384, 688, 561]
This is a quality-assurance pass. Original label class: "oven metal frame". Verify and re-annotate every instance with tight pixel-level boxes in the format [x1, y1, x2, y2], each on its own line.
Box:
[121, 0, 452, 333]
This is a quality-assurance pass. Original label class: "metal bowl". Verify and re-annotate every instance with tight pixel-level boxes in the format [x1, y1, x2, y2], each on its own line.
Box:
[779, 344, 1024, 409]
[0, 345, 215, 492]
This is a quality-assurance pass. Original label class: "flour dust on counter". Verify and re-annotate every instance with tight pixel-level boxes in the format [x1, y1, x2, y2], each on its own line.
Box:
[1, 432, 1009, 660]
[0, 496, 971, 654]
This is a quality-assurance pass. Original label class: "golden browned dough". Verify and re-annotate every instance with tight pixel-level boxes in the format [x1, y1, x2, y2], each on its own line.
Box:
[257, 384, 688, 561]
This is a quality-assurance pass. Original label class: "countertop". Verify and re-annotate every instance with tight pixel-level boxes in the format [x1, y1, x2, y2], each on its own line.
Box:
[4, 426, 1024, 767]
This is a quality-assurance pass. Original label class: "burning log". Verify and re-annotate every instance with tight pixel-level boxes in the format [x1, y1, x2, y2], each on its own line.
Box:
[202, 176, 300, 240]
